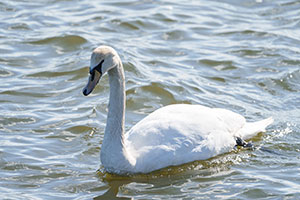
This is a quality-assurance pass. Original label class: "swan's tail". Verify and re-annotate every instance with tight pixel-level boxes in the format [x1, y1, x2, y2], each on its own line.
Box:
[241, 117, 274, 140]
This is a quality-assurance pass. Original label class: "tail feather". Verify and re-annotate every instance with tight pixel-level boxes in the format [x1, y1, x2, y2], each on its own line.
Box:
[241, 117, 274, 140]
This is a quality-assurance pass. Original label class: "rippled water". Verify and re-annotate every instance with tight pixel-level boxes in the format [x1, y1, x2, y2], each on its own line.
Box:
[1, 0, 300, 199]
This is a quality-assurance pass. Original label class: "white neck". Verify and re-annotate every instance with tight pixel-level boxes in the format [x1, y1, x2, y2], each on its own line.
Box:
[100, 61, 135, 173]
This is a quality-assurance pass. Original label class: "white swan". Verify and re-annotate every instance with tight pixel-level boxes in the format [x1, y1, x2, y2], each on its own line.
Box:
[82, 46, 273, 175]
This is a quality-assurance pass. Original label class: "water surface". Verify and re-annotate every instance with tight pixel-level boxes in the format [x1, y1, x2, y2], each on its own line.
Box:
[0, 0, 300, 199]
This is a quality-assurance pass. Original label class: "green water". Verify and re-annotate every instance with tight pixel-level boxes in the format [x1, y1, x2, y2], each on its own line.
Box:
[0, 0, 299, 199]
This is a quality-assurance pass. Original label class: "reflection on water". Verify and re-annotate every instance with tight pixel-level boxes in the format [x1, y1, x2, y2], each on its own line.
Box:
[94, 181, 130, 200]
[0, 0, 300, 199]
[93, 148, 271, 199]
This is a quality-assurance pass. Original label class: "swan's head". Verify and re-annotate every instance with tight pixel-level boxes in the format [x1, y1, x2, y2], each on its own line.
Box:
[82, 46, 119, 96]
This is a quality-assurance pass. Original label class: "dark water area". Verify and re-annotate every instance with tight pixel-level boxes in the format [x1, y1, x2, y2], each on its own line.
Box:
[0, 0, 299, 199]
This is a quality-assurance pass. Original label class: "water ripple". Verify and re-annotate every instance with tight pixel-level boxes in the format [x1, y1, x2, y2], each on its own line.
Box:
[0, 0, 299, 199]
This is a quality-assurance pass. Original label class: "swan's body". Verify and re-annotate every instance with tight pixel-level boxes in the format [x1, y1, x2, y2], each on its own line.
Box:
[83, 46, 273, 174]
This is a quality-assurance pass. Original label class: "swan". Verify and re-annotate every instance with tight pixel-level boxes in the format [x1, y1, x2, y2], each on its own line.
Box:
[82, 45, 273, 175]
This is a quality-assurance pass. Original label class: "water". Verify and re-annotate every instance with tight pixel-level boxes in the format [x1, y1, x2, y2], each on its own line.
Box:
[1, 0, 300, 199]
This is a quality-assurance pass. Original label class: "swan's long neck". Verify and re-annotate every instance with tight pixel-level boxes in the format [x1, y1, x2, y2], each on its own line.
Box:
[101, 61, 135, 173]
[106, 62, 125, 146]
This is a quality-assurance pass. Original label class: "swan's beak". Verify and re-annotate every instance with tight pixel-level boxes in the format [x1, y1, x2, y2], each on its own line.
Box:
[82, 70, 102, 96]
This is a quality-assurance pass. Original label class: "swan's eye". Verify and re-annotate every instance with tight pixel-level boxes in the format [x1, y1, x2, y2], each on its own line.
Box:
[90, 60, 104, 81]
[95, 60, 104, 74]
[90, 71, 95, 81]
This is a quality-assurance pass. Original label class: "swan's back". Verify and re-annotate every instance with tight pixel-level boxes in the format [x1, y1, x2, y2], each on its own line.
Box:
[125, 104, 247, 173]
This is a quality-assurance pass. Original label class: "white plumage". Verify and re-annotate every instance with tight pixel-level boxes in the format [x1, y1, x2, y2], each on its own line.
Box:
[82, 46, 273, 175]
